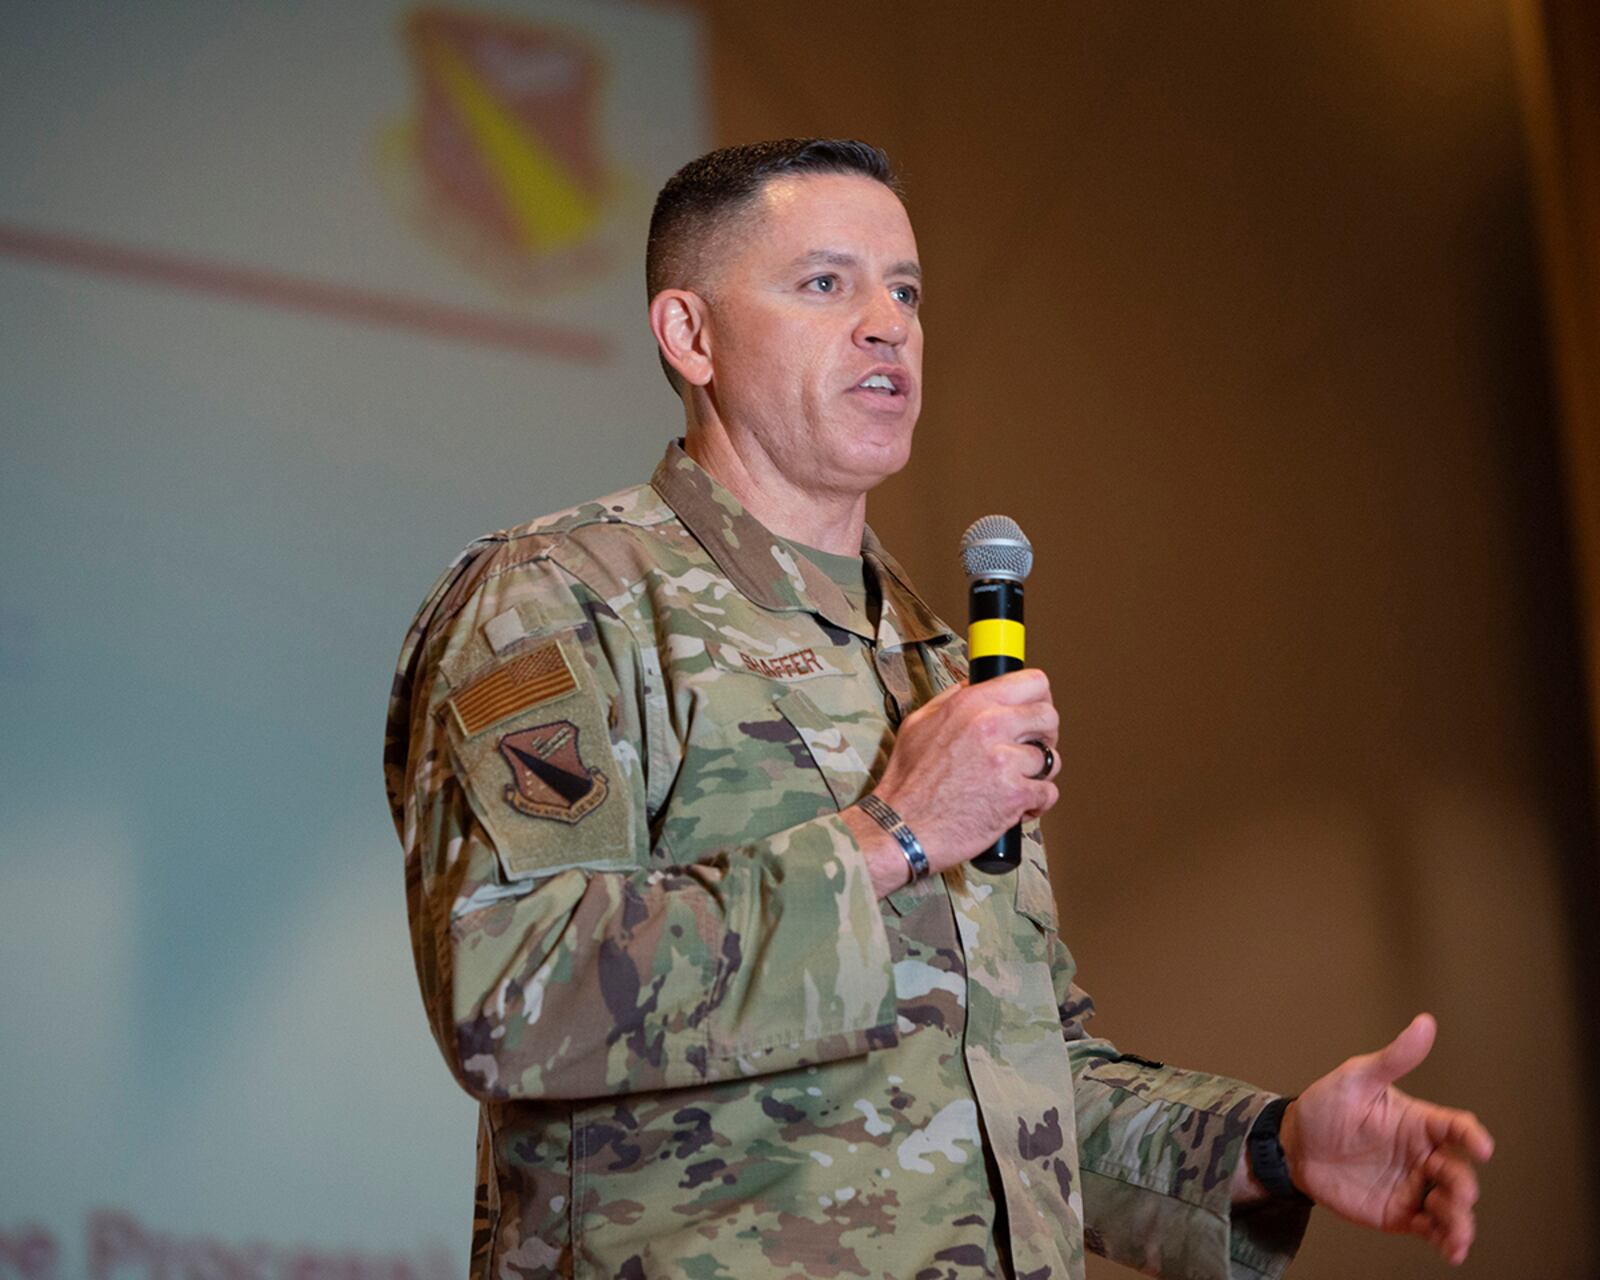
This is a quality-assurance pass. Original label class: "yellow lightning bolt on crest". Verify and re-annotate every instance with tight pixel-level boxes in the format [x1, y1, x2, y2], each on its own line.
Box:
[423, 33, 599, 251]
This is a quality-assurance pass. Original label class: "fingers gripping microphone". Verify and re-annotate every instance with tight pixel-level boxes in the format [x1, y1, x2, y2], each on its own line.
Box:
[961, 515, 1034, 874]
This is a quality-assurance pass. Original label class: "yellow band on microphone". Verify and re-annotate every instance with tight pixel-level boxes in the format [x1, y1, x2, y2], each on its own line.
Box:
[968, 617, 1026, 661]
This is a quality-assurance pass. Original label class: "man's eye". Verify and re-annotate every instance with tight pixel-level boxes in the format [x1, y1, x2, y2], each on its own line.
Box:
[891, 284, 920, 306]
[806, 275, 838, 293]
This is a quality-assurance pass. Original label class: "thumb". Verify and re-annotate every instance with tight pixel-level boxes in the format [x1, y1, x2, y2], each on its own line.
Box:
[1360, 1012, 1437, 1086]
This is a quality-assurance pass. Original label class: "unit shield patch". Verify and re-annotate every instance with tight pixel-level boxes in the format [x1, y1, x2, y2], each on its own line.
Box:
[499, 718, 608, 823]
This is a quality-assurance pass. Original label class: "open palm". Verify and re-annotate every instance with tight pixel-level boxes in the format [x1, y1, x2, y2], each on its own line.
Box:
[1283, 1014, 1495, 1264]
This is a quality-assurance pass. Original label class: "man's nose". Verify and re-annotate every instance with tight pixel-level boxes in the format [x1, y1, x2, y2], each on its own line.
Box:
[854, 290, 908, 349]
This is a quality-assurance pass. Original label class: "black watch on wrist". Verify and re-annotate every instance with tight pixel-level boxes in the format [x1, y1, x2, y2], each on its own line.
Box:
[1247, 1096, 1313, 1203]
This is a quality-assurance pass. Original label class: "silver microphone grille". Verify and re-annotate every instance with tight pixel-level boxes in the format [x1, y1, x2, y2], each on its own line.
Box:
[960, 514, 1033, 582]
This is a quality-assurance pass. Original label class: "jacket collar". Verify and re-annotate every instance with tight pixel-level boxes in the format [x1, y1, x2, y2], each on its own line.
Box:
[862, 525, 957, 650]
[650, 440, 954, 648]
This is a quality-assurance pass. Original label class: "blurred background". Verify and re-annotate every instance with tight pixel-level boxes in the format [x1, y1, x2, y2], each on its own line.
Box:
[1, 2, 1594, 1278]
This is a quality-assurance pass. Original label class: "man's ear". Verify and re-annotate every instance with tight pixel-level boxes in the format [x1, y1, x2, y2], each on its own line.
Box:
[649, 289, 714, 387]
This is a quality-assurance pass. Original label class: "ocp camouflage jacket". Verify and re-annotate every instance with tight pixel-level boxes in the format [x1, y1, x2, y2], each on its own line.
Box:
[384, 441, 1310, 1279]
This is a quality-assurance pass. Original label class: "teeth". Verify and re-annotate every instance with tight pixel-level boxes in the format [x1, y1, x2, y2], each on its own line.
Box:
[859, 374, 895, 391]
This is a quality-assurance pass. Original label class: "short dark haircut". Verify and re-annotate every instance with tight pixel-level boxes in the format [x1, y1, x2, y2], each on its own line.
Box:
[646, 138, 901, 305]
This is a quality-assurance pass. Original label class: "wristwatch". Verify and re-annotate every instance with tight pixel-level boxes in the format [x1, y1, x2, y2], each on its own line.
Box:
[1247, 1096, 1313, 1203]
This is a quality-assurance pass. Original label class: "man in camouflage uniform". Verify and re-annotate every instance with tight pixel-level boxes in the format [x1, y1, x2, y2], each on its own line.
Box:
[385, 140, 1492, 1279]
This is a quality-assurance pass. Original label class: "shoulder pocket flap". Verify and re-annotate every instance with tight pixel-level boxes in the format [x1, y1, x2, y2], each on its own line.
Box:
[442, 630, 633, 879]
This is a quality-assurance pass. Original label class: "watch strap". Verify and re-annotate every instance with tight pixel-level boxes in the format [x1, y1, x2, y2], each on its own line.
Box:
[1247, 1096, 1313, 1203]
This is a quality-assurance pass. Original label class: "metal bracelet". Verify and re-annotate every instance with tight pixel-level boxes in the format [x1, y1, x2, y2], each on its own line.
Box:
[858, 793, 931, 883]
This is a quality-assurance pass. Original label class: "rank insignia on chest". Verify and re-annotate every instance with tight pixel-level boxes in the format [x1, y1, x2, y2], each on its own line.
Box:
[497, 719, 608, 823]
[935, 648, 967, 690]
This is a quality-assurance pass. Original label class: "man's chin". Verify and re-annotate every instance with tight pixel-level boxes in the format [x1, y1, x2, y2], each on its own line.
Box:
[831, 438, 914, 496]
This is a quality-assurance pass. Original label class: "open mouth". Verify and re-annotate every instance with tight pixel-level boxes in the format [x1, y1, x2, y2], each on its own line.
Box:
[853, 370, 909, 397]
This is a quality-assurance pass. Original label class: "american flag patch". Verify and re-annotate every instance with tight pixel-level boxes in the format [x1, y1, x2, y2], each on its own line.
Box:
[448, 640, 576, 737]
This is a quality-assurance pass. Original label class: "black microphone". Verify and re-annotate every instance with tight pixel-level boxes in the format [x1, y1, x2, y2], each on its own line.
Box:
[961, 515, 1034, 874]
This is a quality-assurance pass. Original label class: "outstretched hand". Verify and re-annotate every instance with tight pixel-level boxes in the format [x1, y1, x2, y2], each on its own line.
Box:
[1281, 1013, 1495, 1265]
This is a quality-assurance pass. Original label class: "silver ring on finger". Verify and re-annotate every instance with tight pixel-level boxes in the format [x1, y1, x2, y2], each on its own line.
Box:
[1026, 739, 1054, 780]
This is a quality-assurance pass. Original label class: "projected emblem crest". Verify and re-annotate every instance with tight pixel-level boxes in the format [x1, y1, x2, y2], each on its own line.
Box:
[499, 720, 608, 823]
[379, 7, 618, 294]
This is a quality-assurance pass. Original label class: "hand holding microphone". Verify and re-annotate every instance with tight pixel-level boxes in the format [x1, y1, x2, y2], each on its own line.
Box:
[852, 515, 1058, 893]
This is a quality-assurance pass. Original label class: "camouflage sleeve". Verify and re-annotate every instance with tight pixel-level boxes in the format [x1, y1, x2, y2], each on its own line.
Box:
[1050, 940, 1312, 1280]
[393, 551, 899, 1104]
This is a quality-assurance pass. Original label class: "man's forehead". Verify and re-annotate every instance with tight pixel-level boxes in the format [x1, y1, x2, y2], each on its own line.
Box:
[732, 173, 918, 264]
[757, 171, 907, 221]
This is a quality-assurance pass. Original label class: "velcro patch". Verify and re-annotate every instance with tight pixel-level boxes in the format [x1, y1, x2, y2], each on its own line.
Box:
[448, 640, 575, 737]
[499, 719, 609, 824]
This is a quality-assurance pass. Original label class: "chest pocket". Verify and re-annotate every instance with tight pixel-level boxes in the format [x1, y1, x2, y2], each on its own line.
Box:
[653, 680, 849, 861]
[772, 687, 873, 809]
[776, 686, 952, 926]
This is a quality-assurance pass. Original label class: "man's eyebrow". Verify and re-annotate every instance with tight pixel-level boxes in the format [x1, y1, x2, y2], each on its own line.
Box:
[787, 250, 922, 281]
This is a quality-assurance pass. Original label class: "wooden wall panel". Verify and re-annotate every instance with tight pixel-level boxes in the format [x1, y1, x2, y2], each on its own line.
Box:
[693, 3, 1598, 1274]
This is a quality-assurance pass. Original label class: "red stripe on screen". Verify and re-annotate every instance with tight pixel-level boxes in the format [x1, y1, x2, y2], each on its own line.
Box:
[0, 222, 613, 365]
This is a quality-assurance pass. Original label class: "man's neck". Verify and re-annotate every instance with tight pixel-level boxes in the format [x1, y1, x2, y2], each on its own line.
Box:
[683, 429, 868, 557]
